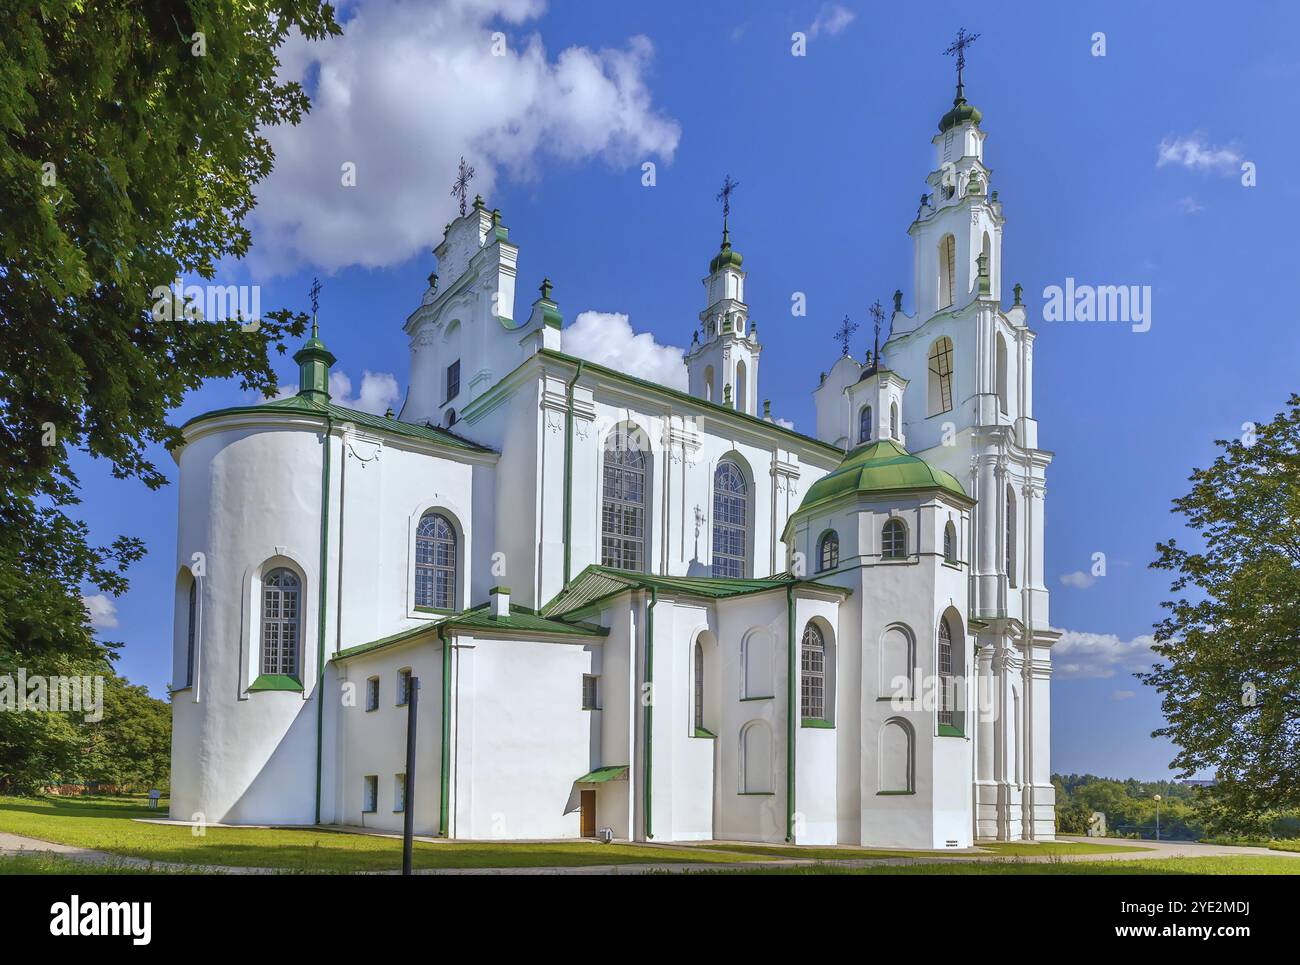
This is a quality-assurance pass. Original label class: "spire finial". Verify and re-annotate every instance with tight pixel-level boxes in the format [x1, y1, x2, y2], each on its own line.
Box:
[834, 314, 858, 357]
[450, 156, 476, 217]
[943, 27, 980, 104]
[539, 277, 553, 301]
[309, 276, 322, 338]
[869, 299, 886, 367]
[716, 174, 739, 248]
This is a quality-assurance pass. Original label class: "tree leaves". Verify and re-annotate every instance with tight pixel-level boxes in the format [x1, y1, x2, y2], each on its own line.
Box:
[1142, 394, 1300, 830]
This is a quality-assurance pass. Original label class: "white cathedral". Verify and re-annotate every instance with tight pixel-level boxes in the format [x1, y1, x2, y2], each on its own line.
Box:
[169, 76, 1057, 849]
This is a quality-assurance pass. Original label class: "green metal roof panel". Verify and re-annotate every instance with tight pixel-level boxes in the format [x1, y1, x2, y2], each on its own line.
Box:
[181, 395, 497, 454]
[795, 439, 970, 517]
[576, 765, 629, 784]
[543, 565, 849, 619]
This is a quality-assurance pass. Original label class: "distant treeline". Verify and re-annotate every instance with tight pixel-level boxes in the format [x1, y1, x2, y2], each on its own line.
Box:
[1054, 773, 1300, 841]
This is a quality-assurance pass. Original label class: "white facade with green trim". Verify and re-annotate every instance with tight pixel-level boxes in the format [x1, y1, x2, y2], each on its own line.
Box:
[169, 87, 1054, 848]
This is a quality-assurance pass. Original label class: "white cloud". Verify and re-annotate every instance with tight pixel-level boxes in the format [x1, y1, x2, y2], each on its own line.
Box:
[1053, 629, 1159, 680]
[1111, 689, 1137, 701]
[1059, 570, 1096, 590]
[562, 311, 687, 391]
[270, 369, 401, 415]
[251, 0, 680, 273]
[1176, 196, 1205, 214]
[82, 594, 119, 630]
[1156, 133, 1243, 175]
[808, 3, 855, 38]
[775, 417, 795, 430]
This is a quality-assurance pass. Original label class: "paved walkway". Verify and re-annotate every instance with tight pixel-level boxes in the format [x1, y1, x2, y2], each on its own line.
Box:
[1, 831, 1295, 875]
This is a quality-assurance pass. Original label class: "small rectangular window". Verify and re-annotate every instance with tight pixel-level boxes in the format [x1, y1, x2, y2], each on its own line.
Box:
[362, 775, 378, 813]
[366, 676, 379, 712]
[397, 668, 411, 706]
[582, 674, 599, 710]
[445, 359, 460, 402]
[393, 773, 407, 813]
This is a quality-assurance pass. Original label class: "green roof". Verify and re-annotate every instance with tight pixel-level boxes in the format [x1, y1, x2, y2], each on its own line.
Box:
[576, 765, 629, 784]
[180, 394, 496, 455]
[333, 602, 607, 662]
[939, 95, 982, 133]
[543, 564, 850, 620]
[795, 439, 970, 517]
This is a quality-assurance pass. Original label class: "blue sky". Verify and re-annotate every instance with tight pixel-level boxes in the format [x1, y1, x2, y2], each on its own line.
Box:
[70, 1, 1299, 780]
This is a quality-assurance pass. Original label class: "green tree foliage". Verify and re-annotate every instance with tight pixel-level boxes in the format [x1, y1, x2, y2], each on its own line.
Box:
[0, 1, 338, 789]
[1141, 395, 1300, 832]
[1054, 774, 1204, 840]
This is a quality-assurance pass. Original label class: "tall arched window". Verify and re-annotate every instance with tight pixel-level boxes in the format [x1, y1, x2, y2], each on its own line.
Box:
[882, 518, 907, 559]
[938, 617, 954, 727]
[602, 428, 647, 571]
[801, 623, 826, 720]
[712, 461, 747, 578]
[943, 521, 957, 563]
[694, 641, 705, 732]
[416, 512, 457, 609]
[995, 333, 1008, 415]
[817, 530, 839, 572]
[261, 568, 301, 677]
[741, 721, 773, 793]
[186, 579, 197, 687]
[938, 234, 956, 310]
[1005, 485, 1017, 588]
[703, 365, 715, 401]
[859, 405, 872, 444]
[890, 402, 899, 439]
[736, 359, 748, 412]
[928, 337, 954, 416]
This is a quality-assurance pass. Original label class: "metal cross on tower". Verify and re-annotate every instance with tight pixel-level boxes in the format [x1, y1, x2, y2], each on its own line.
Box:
[716, 174, 739, 237]
[834, 314, 858, 357]
[309, 277, 322, 336]
[869, 299, 886, 366]
[944, 27, 980, 98]
[450, 156, 476, 217]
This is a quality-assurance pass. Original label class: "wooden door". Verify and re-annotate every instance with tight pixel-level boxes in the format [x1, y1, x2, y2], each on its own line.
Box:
[580, 789, 596, 837]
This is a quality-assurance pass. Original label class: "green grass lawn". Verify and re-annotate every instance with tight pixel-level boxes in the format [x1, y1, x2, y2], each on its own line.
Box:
[0, 853, 199, 875]
[977, 840, 1150, 856]
[683, 856, 1300, 875]
[0, 795, 759, 872]
[697, 843, 965, 860]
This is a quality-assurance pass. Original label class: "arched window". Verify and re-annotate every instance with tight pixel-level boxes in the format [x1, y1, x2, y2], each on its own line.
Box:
[890, 402, 899, 439]
[995, 333, 1008, 415]
[602, 427, 647, 571]
[879, 719, 914, 793]
[882, 518, 907, 559]
[261, 568, 301, 677]
[817, 530, 839, 572]
[801, 623, 826, 720]
[1005, 485, 1017, 588]
[185, 579, 197, 687]
[712, 461, 747, 578]
[736, 359, 748, 412]
[741, 721, 773, 793]
[981, 230, 992, 291]
[938, 617, 955, 727]
[416, 512, 457, 609]
[943, 521, 957, 563]
[694, 641, 704, 732]
[859, 405, 872, 444]
[928, 337, 954, 416]
[703, 365, 714, 402]
[938, 234, 956, 310]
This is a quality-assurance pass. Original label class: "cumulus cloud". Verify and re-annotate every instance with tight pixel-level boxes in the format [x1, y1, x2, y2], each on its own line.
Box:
[808, 3, 855, 37]
[1156, 133, 1243, 175]
[775, 417, 795, 430]
[562, 311, 687, 390]
[271, 369, 402, 415]
[82, 594, 119, 630]
[251, 0, 680, 273]
[1054, 629, 1159, 680]
[1059, 570, 1096, 590]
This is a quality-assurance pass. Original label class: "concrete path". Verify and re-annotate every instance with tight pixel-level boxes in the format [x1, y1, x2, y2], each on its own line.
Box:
[2, 830, 1295, 875]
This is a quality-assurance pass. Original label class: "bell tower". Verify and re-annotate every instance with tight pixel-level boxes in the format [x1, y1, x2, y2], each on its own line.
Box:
[685, 176, 761, 414]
